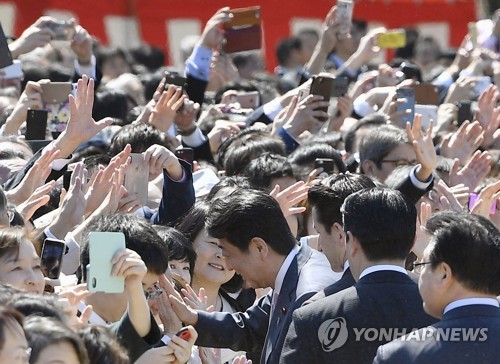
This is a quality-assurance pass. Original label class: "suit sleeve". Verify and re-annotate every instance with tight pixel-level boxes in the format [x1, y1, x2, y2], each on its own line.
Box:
[394, 170, 433, 205]
[151, 160, 195, 226]
[245, 106, 273, 126]
[193, 294, 271, 355]
[279, 308, 309, 364]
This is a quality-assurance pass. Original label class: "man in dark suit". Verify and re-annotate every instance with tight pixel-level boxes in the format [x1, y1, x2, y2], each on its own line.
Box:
[165, 189, 337, 364]
[280, 187, 436, 364]
[374, 212, 500, 363]
[304, 174, 376, 304]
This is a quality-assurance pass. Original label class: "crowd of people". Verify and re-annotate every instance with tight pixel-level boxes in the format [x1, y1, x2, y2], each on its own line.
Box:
[0, 3, 499, 364]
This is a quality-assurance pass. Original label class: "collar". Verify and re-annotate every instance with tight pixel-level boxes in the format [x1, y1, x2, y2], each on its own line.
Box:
[358, 264, 408, 280]
[444, 298, 500, 315]
[343, 260, 350, 272]
[274, 244, 300, 296]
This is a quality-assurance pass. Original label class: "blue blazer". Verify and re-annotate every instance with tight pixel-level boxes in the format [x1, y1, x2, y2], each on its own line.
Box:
[374, 304, 500, 364]
[193, 244, 337, 364]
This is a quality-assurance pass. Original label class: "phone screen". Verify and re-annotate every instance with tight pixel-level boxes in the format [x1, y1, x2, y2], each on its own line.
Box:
[396, 88, 415, 125]
[315, 158, 335, 174]
[0, 23, 13, 69]
[41, 239, 65, 279]
[25, 109, 48, 140]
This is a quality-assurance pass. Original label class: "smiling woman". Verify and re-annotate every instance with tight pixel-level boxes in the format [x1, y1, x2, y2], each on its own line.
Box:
[0, 228, 45, 295]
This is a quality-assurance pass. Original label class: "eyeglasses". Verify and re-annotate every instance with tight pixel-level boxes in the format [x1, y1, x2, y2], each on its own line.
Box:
[144, 284, 163, 300]
[413, 261, 432, 274]
[380, 159, 417, 167]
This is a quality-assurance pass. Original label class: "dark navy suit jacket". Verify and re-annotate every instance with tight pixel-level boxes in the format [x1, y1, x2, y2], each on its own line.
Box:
[280, 270, 437, 364]
[374, 304, 500, 364]
[193, 244, 336, 364]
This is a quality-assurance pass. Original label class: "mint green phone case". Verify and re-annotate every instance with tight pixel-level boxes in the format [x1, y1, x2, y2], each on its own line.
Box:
[87, 232, 125, 293]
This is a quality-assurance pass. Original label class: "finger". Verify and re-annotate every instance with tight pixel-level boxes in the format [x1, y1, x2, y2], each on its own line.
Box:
[80, 305, 93, 325]
[269, 184, 280, 198]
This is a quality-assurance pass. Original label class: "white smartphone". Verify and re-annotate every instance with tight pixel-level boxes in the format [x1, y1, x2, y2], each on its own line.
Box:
[415, 104, 438, 129]
[2, 60, 23, 79]
[336, 0, 354, 34]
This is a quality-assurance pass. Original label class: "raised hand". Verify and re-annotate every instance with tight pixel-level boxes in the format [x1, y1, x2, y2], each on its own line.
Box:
[181, 285, 214, 312]
[282, 95, 330, 139]
[15, 181, 54, 222]
[8, 16, 56, 58]
[448, 151, 491, 190]
[444, 76, 476, 104]
[270, 181, 309, 217]
[406, 114, 437, 182]
[143, 144, 183, 181]
[471, 180, 500, 218]
[412, 202, 432, 261]
[475, 85, 500, 148]
[439, 120, 484, 161]
[208, 119, 245, 153]
[148, 85, 186, 133]
[200, 7, 232, 50]
[3, 81, 43, 135]
[71, 24, 93, 65]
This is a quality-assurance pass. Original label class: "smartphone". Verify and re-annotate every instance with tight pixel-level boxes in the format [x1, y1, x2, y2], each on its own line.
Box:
[63, 169, 73, 191]
[0, 23, 13, 69]
[87, 232, 126, 293]
[456, 100, 473, 126]
[414, 104, 438, 129]
[175, 148, 194, 170]
[310, 76, 333, 122]
[331, 77, 349, 97]
[41, 238, 66, 280]
[377, 30, 407, 49]
[414, 84, 439, 105]
[175, 327, 191, 341]
[25, 109, 48, 140]
[336, 0, 353, 34]
[171, 273, 188, 293]
[223, 6, 262, 53]
[2, 60, 23, 79]
[469, 193, 496, 214]
[315, 158, 335, 174]
[236, 91, 259, 109]
[47, 20, 75, 41]
[396, 87, 415, 125]
[164, 73, 186, 91]
[41, 82, 73, 104]
[124, 153, 149, 207]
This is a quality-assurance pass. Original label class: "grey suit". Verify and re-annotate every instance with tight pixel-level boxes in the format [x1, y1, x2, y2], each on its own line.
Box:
[374, 304, 500, 364]
[280, 270, 437, 364]
[193, 244, 336, 364]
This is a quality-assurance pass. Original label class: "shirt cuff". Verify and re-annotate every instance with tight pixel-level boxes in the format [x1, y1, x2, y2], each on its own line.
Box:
[165, 168, 186, 183]
[410, 164, 433, 190]
[432, 73, 454, 89]
[74, 54, 97, 79]
[185, 44, 213, 81]
[42, 143, 72, 171]
[262, 98, 284, 121]
[181, 127, 206, 148]
[278, 127, 300, 154]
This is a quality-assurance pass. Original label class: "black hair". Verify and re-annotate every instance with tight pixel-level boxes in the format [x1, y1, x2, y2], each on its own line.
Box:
[342, 187, 417, 261]
[276, 37, 302, 65]
[243, 153, 294, 191]
[206, 189, 296, 255]
[93, 90, 130, 122]
[176, 202, 210, 244]
[0, 305, 25, 352]
[25, 316, 88, 364]
[96, 47, 130, 71]
[129, 45, 165, 72]
[8, 294, 66, 323]
[82, 154, 112, 176]
[343, 113, 387, 154]
[154, 226, 196, 278]
[288, 143, 346, 179]
[79, 214, 169, 282]
[109, 123, 175, 156]
[78, 325, 129, 364]
[309, 174, 376, 233]
[213, 81, 262, 106]
[206, 176, 253, 201]
[425, 212, 500, 295]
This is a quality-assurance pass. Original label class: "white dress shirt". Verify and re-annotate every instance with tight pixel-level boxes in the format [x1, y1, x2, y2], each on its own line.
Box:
[358, 264, 408, 280]
[271, 244, 301, 312]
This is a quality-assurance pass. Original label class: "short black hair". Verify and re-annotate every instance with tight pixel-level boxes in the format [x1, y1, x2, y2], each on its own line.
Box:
[79, 214, 169, 282]
[343, 113, 387, 154]
[342, 187, 416, 261]
[78, 325, 129, 364]
[276, 37, 301, 65]
[154, 225, 196, 277]
[243, 153, 294, 191]
[8, 294, 66, 322]
[109, 123, 175, 156]
[288, 143, 346, 179]
[176, 201, 210, 244]
[206, 176, 252, 201]
[426, 212, 500, 295]
[309, 174, 376, 233]
[206, 189, 296, 255]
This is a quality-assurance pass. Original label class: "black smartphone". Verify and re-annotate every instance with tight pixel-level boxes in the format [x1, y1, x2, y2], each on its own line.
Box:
[457, 101, 473, 127]
[175, 148, 194, 171]
[0, 23, 13, 69]
[25, 109, 48, 140]
[63, 170, 72, 191]
[310, 76, 334, 122]
[41, 238, 66, 279]
[315, 158, 335, 174]
[165, 73, 187, 92]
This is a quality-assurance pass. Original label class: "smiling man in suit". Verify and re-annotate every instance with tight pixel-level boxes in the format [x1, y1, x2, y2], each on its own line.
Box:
[280, 187, 436, 364]
[167, 188, 337, 364]
[374, 212, 500, 363]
